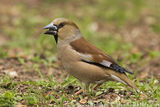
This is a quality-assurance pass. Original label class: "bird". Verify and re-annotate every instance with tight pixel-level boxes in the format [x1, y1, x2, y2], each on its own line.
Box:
[43, 18, 139, 95]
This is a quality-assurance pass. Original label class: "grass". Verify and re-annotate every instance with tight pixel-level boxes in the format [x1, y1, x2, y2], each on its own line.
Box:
[0, 74, 160, 106]
[0, 0, 160, 106]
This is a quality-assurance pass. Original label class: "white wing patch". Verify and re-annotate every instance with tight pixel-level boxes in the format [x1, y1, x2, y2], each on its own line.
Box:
[111, 74, 127, 85]
[101, 60, 112, 67]
[79, 53, 92, 62]
[79, 54, 112, 68]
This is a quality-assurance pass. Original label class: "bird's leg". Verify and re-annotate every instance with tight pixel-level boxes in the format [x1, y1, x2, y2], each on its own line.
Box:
[75, 83, 102, 95]
[84, 83, 89, 94]
[93, 83, 102, 90]
[75, 82, 89, 95]
[75, 89, 83, 95]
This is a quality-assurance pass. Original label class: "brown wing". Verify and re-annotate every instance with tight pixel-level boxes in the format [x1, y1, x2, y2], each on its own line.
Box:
[70, 37, 133, 74]
[70, 37, 115, 63]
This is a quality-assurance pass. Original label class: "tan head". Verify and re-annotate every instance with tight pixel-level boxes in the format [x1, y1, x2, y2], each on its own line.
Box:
[44, 18, 81, 44]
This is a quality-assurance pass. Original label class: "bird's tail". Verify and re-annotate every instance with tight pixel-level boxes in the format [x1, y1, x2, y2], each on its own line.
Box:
[116, 73, 140, 93]
[106, 70, 140, 92]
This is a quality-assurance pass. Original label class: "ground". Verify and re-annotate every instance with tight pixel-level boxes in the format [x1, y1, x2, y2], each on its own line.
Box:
[0, 0, 160, 106]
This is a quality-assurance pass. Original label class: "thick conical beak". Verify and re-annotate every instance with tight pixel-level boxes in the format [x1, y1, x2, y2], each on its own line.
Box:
[43, 22, 58, 43]
[43, 22, 58, 35]
[43, 22, 57, 30]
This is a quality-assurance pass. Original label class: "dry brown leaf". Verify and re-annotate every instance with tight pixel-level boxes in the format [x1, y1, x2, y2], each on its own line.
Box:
[105, 93, 120, 103]
[79, 99, 87, 104]
[16, 103, 27, 107]
[120, 98, 129, 104]
[139, 94, 148, 100]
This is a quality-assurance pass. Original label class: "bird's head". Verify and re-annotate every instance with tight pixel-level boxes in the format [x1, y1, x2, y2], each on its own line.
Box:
[44, 18, 81, 44]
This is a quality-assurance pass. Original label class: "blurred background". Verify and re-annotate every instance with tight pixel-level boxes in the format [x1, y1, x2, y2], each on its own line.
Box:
[0, 0, 159, 79]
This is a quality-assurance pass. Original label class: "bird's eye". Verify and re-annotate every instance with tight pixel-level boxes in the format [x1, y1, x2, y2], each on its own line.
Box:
[58, 23, 65, 29]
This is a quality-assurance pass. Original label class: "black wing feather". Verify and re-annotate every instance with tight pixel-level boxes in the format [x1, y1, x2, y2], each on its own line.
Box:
[110, 63, 133, 74]
[81, 60, 133, 74]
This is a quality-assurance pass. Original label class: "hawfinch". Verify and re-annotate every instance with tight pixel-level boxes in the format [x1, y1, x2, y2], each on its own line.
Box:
[43, 18, 139, 94]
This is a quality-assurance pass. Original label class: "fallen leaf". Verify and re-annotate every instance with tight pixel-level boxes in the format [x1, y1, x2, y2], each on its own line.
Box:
[79, 99, 87, 104]
[0, 66, 3, 71]
[16, 103, 27, 107]
[105, 93, 120, 103]
[139, 94, 148, 100]
[120, 98, 129, 104]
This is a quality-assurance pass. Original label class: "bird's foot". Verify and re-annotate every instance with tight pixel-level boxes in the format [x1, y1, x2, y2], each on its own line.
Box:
[75, 89, 83, 95]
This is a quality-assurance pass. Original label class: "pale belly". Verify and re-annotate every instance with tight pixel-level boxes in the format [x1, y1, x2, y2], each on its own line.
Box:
[57, 45, 110, 83]
[62, 61, 109, 83]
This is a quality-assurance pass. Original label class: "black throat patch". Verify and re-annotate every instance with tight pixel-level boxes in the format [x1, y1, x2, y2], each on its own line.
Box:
[54, 34, 58, 43]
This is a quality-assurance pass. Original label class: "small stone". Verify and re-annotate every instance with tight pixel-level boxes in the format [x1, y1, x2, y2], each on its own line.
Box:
[3, 70, 18, 78]
[88, 22, 98, 32]
[9, 71, 18, 78]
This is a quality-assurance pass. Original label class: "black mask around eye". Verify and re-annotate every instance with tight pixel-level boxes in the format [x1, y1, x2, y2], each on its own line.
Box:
[57, 23, 65, 29]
